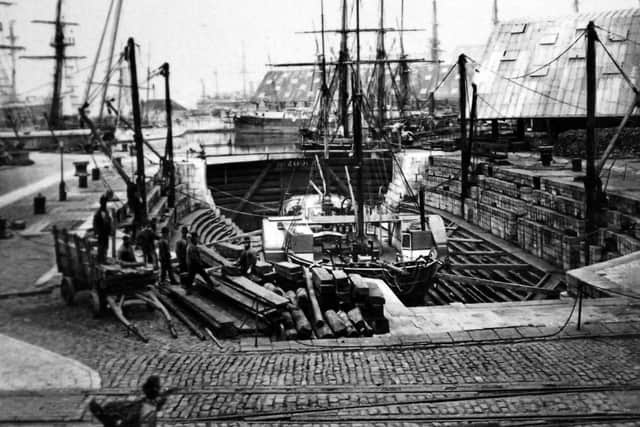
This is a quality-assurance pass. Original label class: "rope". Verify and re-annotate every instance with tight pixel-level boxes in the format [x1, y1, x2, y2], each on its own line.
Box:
[431, 62, 456, 95]
[509, 30, 586, 80]
[465, 54, 585, 112]
[595, 33, 639, 94]
[594, 24, 640, 47]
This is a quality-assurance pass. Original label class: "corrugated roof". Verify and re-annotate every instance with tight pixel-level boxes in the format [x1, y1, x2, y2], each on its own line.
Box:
[252, 61, 463, 106]
[475, 9, 640, 119]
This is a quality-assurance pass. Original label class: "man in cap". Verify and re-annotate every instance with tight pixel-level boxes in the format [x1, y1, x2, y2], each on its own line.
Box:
[186, 231, 217, 293]
[93, 194, 112, 263]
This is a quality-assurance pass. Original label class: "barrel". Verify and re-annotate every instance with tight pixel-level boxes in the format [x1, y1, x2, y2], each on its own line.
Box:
[33, 193, 46, 215]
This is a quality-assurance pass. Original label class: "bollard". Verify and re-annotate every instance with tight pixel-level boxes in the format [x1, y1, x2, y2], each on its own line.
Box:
[78, 174, 88, 188]
[34, 193, 46, 214]
[73, 161, 89, 177]
[121, 142, 128, 152]
[91, 167, 100, 181]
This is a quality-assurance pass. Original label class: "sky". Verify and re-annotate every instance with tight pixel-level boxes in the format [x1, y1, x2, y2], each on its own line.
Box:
[1, 0, 638, 108]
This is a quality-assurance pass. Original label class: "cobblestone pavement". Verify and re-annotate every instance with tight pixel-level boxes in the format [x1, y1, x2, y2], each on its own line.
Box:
[1, 293, 640, 425]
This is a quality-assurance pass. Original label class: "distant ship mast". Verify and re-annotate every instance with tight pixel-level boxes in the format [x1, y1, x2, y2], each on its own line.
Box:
[0, 10, 26, 103]
[22, 0, 85, 128]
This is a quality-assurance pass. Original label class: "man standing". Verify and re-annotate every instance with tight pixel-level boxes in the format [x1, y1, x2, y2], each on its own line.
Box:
[175, 226, 189, 273]
[93, 195, 112, 263]
[186, 232, 217, 293]
[158, 226, 179, 285]
[117, 235, 138, 265]
[237, 237, 257, 275]
[137, 219, 158, 268]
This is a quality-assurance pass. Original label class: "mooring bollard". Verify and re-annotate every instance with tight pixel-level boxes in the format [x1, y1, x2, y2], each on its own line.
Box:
[78, 174, 89, 188]
[34, 193, 46, 215]
[91, 167, 100, 181]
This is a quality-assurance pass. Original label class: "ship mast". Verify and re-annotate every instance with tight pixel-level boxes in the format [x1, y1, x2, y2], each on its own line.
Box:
[1, 19, 25, 103]
[337, 0, 350, 138]
[353, 0, 364, 241]
[397, 0, 409, 117]
[319, 0, 329, 158]
[374, 0, 386, 137]
[23, 0, 84, 129]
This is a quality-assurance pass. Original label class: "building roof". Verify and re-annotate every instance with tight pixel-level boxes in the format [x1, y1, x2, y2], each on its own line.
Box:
[252, 62, 462, 106]
[475, 9, 640, 120]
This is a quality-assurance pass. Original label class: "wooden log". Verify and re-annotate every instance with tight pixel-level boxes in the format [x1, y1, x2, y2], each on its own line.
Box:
[224, 275, 289, 308]
[305, 270, 325, 328]
[291, 307, 312, 339]
[315, 323, 334, 339]
[166, 288, 238, 338]
[281, 310, 297, 340]
[336, 310, 359, 337]
[324, 309, 347, 337]
[295, 287, 310, 311]
[285, 290, 297, 306]
[157, 291, 206, 341]
[347, 307, 373, 337]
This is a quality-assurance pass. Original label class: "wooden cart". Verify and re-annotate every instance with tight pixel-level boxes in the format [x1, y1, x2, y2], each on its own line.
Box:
[52, 226, 177, 342]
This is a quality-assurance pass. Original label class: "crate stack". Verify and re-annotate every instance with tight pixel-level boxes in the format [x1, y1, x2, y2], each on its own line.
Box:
[420, 154, 640, 269]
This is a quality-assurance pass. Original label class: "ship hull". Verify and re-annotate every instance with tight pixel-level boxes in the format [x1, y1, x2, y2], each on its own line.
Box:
[233, 115, 302, 135]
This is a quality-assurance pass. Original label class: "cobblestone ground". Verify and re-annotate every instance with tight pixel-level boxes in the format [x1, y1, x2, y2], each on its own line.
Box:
[1, 294, 640, 425]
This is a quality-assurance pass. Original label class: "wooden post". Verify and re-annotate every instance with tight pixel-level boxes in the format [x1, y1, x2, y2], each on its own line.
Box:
[126, 37, 147, 224]
[458, 54, 469, 216]
[584, 21, 601, 266]
[160, 63, 175, 208]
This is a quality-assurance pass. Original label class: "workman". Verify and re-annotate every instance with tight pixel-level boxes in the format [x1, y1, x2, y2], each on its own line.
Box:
[237, 237, 257, 275]
[158, 226, 179, 285]
[175, 226, 189, 273]
[137, 219, 158, 268]
[186, 231, 217, 293]
[88, 375, 175, 427]
[92, 194, 112, 263]
[116, 235, 137, 265]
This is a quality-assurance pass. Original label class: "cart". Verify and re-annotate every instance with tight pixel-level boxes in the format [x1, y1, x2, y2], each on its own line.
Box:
[52, 226, 178, 342]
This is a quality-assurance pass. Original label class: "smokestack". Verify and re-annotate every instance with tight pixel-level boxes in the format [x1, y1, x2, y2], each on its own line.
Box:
[573, 0, 579, 13]
[492, 0, 499, 26]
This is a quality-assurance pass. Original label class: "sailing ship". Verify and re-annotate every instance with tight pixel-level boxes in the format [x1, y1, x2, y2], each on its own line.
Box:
[261, 0, 449, 305]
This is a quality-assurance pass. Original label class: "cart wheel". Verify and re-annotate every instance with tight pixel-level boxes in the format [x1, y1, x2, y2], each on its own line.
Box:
[61, 277, 76, 306]
[89, 287, 107, 317]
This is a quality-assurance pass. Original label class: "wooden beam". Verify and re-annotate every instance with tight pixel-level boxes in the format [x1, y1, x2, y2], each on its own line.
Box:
[231, 162, 273, 220]
[448, 250, 504, 256]
[437, 273, 560, 296]
[447, 263, 531, 271]
[448, 237, 483, 243]
[320, 159, 350, 196]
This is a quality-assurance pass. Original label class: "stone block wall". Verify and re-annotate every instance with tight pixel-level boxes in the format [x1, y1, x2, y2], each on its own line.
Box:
[387, 152, 640, 270]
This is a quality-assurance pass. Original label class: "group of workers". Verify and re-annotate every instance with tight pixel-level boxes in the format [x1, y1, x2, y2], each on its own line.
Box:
[93, 194, 256, 293]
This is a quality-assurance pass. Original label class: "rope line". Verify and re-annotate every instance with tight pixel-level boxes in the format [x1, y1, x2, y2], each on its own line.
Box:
[595, 32, 639, 94]
[509, 30, 586, 80]
[465, 54, 586, 112]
